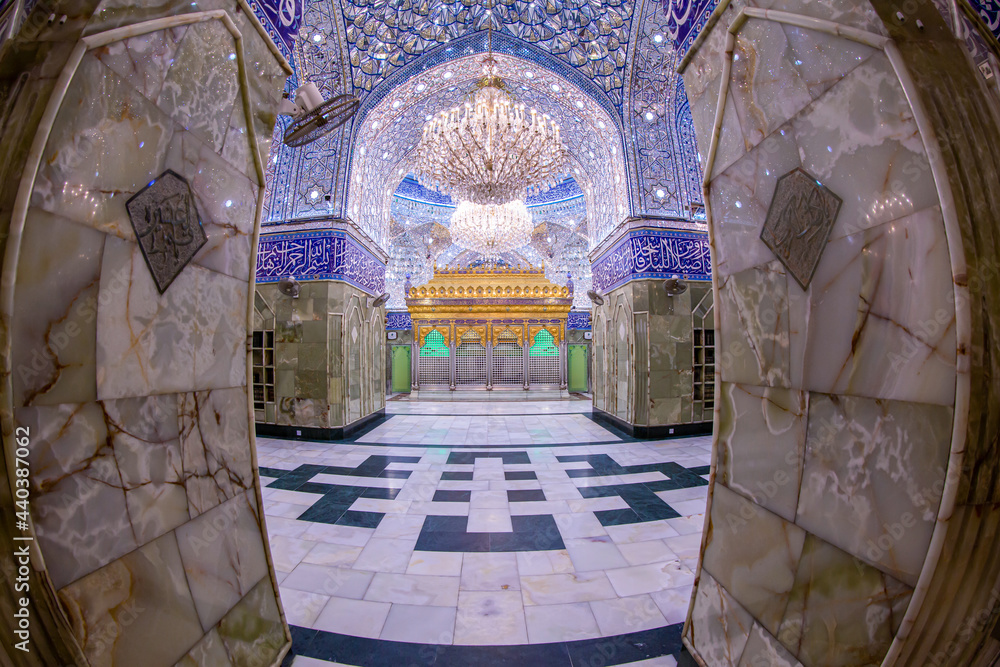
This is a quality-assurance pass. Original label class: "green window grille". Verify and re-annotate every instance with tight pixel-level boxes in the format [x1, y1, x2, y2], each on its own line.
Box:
[529, 329, 560, 357]
[420, 329, 450, 357]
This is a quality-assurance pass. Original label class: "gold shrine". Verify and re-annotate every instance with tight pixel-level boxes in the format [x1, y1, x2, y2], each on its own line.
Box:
[406, 267, 573, 348]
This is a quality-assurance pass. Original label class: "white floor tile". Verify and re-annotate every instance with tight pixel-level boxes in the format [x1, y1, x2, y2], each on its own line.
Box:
[454, 590, 528, 645]
[282, 563, 374, 599]
[364, 573, 460, 606]
[565, 536, 629, 571]
[460, 552, 520, 591]
[379, 603, 457, 644]
[278, 587, 329, 627]
[524, 602, 602, 643]
[605, 562, 696, 598]
[589, 594, 668, 636]
[467, 508, 513, 533]
[407, 551, 464, 576]
[520, 572, 617, 606]
[313, 596, 391, 639]
[352, 537, 417, 573]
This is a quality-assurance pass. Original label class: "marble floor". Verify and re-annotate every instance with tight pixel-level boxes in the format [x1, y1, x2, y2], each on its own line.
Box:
[259, 401, 711, 667]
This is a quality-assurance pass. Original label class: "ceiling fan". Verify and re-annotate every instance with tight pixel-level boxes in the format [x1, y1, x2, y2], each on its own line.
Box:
[279, 82, 359, 148]
[278, 37, 359, 148]
[278, 276, 301, 298]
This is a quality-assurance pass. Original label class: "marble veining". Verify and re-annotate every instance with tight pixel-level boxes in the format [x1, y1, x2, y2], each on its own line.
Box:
[179, 388, 253, 518]
[156, 20, 240, 153]
[686, 572, 754, 666]
[794, 393, 952, 586]
[715, 383, 807, 523]
[96, 236, 248, 400]
[775, 534, 912, 667]
[703, 483, 806, 636]
[2, 8, 291, 665]
[57, 530, 205, 667]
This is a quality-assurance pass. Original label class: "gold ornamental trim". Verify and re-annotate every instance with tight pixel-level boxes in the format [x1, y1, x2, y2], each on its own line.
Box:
[492, 325, 524, 346]
[456, 325, 488, 343]
[408, 304, 572, 317]
[407, 268, 571, 301]
[529, 325, 562, 345]
[417, 324, 450, 348]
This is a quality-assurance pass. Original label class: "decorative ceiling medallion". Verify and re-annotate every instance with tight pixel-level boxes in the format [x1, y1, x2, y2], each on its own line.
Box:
[126, 170, 208, 294]
[760, 168, 842, 290]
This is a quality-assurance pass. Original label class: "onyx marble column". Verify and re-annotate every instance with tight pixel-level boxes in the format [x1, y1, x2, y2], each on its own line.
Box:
[0, 1, 293, 665]
[679, 0, 1000, 665]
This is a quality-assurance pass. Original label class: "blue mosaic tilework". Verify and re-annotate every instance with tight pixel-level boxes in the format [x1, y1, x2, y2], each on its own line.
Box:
[971, 0, 1000, 40]
[567, 311, 592, 331]
[591, 228, 710, 293]
[393, 175, 584, 209]
[386, 311, 412, 331]
[257, 230, 386, 295]
[248, 0, 302, 65]
[660, 0, 720, 58]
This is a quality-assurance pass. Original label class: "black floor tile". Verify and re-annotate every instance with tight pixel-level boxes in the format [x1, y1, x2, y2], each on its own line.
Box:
[265, 464, 327, 490]
[283, 625, 318, 667]
[504, 471, 537, 480]
[447, 451, 531, 465]
[507, 489, 546, 502]
[433, 489, 472, 502]
[565, 624, 683, 666]
[297, 498, 352, 524]
[293, 481, 335, 495]
[689, 465, 711, 476]
[422, 515, 469, 532]
[316, 485, 366, 504]
[258, 466, 289, 479]
[290, 623, 684, 667]
[441, 471, 475, 481]
[594, 508, 642, 526]
[378, 469, 413, 479]
[361, 486, 401, 500]
[490, 530, 564, 552]
[336, 510, 384, 528]
[415, 531, 491, 552]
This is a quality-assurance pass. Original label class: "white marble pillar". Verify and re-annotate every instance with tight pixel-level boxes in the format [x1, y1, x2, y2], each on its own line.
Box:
[0, 1, 293, 665]
[680, 1, 1000, 665]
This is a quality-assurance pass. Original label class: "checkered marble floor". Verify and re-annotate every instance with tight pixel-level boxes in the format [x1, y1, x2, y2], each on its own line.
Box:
[259, 406, 711, 667]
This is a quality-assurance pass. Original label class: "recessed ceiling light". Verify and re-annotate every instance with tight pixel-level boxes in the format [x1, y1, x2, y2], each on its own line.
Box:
[551, 84, 560, 92]
[575, 100, 584, 108]
[416, 83, 426, 91]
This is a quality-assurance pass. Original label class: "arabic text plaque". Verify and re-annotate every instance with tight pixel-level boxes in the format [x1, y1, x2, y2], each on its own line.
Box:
[760, 168, 842, 290]
[126, 170, 208, 294]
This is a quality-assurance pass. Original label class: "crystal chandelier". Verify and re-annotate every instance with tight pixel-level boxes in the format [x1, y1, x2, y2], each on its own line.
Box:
[413, 0, 568, 205]
[450, 200, 534, 262]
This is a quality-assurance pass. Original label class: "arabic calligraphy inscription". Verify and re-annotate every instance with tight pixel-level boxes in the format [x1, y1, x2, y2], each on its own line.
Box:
[760, 168, 842, 290]
[126, 170, 207, 294]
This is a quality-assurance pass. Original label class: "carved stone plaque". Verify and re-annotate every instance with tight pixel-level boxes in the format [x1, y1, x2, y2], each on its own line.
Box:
[760, 168, 842, 289]
[126, 170, 208, 294]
